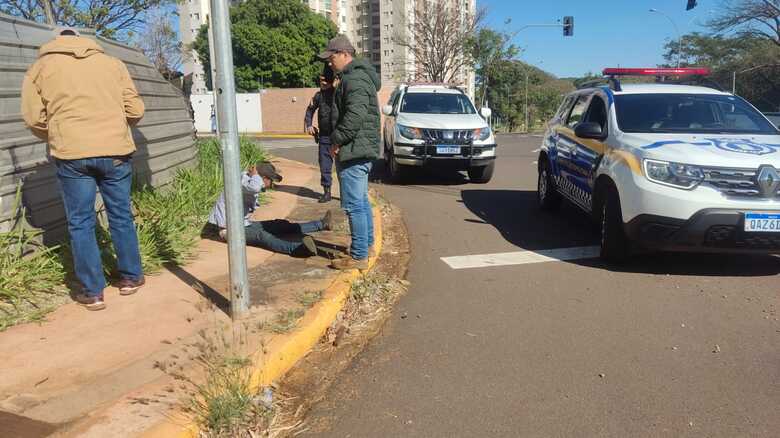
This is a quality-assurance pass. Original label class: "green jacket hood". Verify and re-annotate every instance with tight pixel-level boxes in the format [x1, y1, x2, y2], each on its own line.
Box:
[39, 36, 104, 59]
[345, 57, 381, 90]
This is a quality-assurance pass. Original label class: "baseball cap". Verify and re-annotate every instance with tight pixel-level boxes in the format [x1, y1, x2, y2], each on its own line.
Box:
[55, 27, 81, 37]
[256, 162, 283, 182]
[318, 35, 355, 60]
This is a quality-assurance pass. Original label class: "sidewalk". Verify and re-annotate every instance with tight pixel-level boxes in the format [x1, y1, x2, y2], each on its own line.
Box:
[0, 157, 372, 437]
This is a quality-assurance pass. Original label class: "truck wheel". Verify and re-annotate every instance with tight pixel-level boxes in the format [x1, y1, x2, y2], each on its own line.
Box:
[388, 149, 409, 183]
[468, 162, 494, 184]
[537, 159, 561, 211]
[599, 184, 631, 263]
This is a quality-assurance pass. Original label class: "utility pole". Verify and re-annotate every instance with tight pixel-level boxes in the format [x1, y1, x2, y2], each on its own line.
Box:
[210, 0, 250, 319]
[42, 1, 56, 25]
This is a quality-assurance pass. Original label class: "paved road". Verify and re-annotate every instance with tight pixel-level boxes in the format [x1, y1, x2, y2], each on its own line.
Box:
[269, 135, 780, 438]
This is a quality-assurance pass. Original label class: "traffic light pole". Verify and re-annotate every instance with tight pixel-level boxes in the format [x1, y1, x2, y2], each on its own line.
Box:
[210, 0, 251, 319]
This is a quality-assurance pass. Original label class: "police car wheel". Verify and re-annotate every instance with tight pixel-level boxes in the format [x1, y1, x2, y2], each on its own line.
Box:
[537, 160, 561, 211]
[599, 185, 630, 263]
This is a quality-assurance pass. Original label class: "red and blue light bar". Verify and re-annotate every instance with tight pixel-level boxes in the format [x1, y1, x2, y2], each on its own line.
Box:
[603, 67, 711, 77]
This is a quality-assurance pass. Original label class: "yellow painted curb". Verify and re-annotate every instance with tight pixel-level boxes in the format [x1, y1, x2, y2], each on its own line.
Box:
[143, 200, 384, 438]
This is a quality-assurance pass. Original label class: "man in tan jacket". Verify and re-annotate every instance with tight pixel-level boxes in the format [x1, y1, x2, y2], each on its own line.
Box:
[22, 28, 146, 310]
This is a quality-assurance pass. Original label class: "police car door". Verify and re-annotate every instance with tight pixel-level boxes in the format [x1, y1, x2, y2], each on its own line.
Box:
[555, 93, 593, 211]
[570, 93, 609, 211]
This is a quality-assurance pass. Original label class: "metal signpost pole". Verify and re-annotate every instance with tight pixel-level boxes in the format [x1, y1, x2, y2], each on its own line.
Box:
[210, 0, 250, 319]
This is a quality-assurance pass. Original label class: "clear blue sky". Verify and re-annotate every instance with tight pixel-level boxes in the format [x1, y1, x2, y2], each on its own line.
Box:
[479, 0, 717, 78]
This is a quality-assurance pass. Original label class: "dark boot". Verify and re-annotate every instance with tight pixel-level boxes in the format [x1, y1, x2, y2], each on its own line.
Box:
[318, 186, 332, 203]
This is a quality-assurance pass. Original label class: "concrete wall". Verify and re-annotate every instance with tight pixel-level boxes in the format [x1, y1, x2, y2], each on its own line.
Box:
[260, 88, 319, 134]
[191, 93, 263, 134]
[0, 14, 196, 242]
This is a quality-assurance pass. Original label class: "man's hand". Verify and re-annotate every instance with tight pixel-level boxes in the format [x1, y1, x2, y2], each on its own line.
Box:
[306, 126, 319, 136]
[330, 144, 340, 158]
[248, 165, 258, 176]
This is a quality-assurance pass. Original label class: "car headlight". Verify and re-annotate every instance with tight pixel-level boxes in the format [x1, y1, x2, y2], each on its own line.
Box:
[473, 126, 491, 141]
[643, 159, 704, 189]
[398, 125, 423, 140]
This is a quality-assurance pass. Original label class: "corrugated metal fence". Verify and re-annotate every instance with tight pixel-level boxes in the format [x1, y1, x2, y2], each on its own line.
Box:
[0, 14, 196, 243]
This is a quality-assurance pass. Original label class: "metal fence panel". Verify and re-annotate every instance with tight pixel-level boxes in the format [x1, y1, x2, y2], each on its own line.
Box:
[0, 14, 196, 242]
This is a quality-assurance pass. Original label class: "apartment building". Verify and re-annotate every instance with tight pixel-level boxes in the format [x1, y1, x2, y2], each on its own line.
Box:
[342, 0, 476, 95]
[179, 0, 475, 96]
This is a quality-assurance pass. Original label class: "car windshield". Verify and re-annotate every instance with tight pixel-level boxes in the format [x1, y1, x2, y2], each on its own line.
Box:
[764, 113, 780, 129]
[400, 92, 476, 114]
[614, 94, 778, 135]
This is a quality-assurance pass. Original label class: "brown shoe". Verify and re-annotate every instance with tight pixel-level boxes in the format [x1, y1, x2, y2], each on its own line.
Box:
[301, 235, 318, 256]
[118, 277, 145, 296]
[321, 210, 334, 231]
[330, 256, 369, 271]
[74, 292, 106, 311]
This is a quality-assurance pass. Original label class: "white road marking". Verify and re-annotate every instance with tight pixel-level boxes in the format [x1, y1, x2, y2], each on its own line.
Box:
[441, 246, 600, 270]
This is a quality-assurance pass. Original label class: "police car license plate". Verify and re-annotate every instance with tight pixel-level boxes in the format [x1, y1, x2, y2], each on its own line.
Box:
[436, 145, 460, 155]
[744, 213, 780, 232]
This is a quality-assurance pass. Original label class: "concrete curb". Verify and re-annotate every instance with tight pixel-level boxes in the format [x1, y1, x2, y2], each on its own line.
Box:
[143, 200, 384, 438]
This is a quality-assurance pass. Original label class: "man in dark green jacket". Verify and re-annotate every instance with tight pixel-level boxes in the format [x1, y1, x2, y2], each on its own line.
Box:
[318, 35, 381, 270]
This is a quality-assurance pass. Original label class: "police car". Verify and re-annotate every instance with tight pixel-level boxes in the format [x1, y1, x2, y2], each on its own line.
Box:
[537, 68, 780, 262]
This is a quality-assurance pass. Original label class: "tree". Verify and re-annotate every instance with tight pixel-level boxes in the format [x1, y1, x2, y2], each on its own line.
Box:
[485, 60, 572, 132]
[133, 7, 180, 78]
[392, 1, 485, 83]
[708, 0, 780, 46]
[0, 0, 174, 40]
[662, 32, 780, 110]
[193, 0, 337, 91]
[472, 27, 519, 108]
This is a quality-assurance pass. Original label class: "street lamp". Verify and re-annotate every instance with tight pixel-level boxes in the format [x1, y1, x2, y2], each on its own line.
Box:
[649, 8, 681, 68]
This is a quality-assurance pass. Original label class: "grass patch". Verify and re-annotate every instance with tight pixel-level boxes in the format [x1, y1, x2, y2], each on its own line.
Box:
[349, 273, 398, 304]
[0, 186, 69, 331]
[296, 290, 322, 308]
[269, 308, 306, 334]
[170, 329, 273, 437]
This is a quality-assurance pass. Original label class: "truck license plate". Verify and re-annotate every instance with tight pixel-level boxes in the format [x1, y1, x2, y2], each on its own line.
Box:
[436, 145, 460, 155]
[744, 213, 780, 232]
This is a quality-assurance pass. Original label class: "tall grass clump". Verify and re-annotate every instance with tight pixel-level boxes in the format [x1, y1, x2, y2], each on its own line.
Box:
[91, 137, 268, 275]
[0, 186, 68, 331]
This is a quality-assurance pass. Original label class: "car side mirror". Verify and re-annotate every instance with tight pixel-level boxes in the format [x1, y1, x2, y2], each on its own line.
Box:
[480, 107, 492, 119]
[382, 105, 393, 116]
[574, 122, 605, 140]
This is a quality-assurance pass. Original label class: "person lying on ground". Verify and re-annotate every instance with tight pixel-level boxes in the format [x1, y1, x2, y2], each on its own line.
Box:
[203, 162, 332, 257]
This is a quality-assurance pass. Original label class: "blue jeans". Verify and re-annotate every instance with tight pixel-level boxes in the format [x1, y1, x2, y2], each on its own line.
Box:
[245, 219, 323, 255]
[318, 136, 334, 189]
[55, 156, 143, 296]
[337, 159, 374, 260]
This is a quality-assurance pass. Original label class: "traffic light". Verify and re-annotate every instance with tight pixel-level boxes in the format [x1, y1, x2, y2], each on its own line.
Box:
[563, 16, 573, 37]
[686, 0, 697, 10]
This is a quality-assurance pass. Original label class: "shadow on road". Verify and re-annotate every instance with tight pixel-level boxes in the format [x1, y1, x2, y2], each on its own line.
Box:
[461, 189, 780, 277]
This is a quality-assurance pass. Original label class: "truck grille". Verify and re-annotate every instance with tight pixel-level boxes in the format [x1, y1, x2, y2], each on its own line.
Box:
[702, 166, 780, 198]
[421, 129, 474, 144]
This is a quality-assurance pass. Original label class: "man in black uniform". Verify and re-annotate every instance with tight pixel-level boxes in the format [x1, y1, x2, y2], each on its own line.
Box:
[304, 65, 336, 203]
